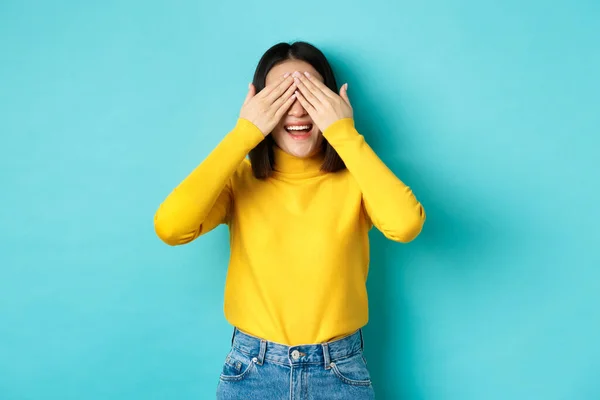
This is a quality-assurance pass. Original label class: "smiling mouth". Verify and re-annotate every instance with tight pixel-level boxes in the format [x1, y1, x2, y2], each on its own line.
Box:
[284, 124, 313, 140]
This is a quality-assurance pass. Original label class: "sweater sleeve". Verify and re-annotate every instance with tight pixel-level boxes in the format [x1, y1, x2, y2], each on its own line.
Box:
[154, 118, 264, 246]
[322, 118, 426, 243]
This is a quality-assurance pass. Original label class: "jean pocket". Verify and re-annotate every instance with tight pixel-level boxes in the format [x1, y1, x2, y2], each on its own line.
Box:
[219, 348, 257, 382]
[330, 352, 372, 387]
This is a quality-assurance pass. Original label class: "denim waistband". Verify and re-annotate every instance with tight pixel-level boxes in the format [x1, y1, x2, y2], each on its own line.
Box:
[230, 328, 364, 368]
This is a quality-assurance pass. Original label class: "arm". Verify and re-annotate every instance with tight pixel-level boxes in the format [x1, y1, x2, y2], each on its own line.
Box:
[292, 71, 425, 243]
[323, 118, 425, 242]
[154, 74, 298, 245]
[154, 118, 264, 246]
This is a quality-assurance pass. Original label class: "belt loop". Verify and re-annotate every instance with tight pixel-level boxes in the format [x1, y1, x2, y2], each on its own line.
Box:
[359, 329, 364, 351]
[322, 342, 332, 370]
[256, 339, 267, 365]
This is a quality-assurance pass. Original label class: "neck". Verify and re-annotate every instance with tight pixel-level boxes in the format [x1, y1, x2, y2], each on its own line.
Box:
[272, 145, 324, 177]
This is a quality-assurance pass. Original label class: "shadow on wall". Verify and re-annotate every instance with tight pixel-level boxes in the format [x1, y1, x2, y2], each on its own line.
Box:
[329, 56, 505, 398]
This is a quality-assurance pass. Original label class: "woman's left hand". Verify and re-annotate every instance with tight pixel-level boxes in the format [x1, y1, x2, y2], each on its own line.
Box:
[292, 71, 353, 132]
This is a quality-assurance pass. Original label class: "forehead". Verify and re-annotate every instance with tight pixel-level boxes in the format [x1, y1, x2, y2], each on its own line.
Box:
[266, 59, 323, 84]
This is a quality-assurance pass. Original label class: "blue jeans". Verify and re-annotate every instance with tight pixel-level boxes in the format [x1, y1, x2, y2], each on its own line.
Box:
[216, 328, 375, 399]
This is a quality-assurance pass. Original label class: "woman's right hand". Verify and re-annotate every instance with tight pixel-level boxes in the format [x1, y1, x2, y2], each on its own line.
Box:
[239, 73, 297, 137]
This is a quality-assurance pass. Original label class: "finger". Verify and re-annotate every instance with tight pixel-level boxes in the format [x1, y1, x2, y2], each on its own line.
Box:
[273, 92, 298, 119]
[295, 74, 329, 104]
[303, 72, 336, 99]
[263, 74, 294, 102]
[339, 83, 351, 106]
[264, 76, 294, 103]
[294, 76, 322, 107]
[243, 83, 255, 105]
[271, 80, 298, 110]
[294, 89, 317, 116]
[253, 74, 285, 100]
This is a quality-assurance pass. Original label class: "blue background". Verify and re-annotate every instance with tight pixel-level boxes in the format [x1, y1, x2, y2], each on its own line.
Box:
[1, 0, 599, 399]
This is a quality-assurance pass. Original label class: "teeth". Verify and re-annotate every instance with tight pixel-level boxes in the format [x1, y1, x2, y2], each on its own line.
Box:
[286, 125, 311, 131]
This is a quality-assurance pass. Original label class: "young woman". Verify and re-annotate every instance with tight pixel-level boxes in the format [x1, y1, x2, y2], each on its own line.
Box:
[154, 41, 426, 399]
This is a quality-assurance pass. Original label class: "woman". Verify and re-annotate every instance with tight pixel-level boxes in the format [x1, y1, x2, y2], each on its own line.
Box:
[154, 41, 425, 399]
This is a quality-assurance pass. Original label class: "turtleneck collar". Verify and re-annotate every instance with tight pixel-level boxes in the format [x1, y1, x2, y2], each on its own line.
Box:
[272, 145, 325, 178]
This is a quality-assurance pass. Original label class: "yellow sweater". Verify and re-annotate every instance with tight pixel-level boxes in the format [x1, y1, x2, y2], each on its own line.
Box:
[154, 118, 425, 345]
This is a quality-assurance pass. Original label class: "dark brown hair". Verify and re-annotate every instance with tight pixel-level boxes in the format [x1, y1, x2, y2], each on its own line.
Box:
[248, 41, 346, 179]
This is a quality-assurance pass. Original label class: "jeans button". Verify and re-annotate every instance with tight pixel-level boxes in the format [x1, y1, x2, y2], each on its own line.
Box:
[291, 350, 300, 360]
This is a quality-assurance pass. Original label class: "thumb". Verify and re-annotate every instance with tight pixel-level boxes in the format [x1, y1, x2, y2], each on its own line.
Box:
[339, 83, 351, 105]
[243, 83, 255, 105]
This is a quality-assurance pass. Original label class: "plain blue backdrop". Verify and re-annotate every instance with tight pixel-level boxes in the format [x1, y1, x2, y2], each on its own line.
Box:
[1, 0, 599, 399]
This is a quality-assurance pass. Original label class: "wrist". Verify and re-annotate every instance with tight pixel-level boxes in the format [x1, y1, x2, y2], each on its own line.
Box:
[233, 118, 266, 146]
[322, 118, 356, 139]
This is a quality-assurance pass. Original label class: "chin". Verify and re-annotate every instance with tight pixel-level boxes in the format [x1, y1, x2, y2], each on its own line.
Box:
[273, 131, 322, 157]
[279, 137, 322, 157]
[287, 146, 318, 158]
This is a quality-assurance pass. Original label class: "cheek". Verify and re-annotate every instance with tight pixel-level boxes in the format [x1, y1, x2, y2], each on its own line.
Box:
[272, 125, 286, 139]
[271, 127, 289, 146]
[270, 121, 283, 135]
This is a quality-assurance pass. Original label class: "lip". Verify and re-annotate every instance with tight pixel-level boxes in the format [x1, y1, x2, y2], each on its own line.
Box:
[287, 124, 314, 141]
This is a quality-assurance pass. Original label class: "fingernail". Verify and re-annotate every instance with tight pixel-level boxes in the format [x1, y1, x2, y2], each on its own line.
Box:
[294, 77, 299, 83]
[304, 71, 311, 77]
[284, 72, 291, 78]
[292, 71, 301, 77]
[248, 83, 252, 89]
[345, 83, 349, 90]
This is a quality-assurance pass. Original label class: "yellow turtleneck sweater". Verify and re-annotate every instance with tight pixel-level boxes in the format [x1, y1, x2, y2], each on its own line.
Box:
[154, 117, 425, 345]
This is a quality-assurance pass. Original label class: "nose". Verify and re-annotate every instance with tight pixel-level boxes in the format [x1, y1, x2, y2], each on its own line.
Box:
[287, 97, 307, 117]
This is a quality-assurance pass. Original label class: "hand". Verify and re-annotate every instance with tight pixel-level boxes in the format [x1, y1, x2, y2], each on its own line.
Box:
[239, 74, 298, 136]
[292, 71, 353, 132]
